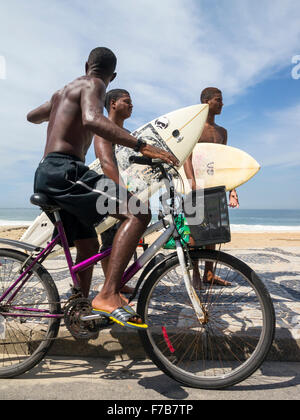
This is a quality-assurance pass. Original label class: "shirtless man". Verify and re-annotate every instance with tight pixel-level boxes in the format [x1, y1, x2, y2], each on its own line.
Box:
[94, 88, 134, 294]
[184, 87, 239, 288]
[28, 47, 178, 328]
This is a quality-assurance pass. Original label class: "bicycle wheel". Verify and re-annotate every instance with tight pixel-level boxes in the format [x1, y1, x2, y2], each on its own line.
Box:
[137, 249, 275, 389]
[0, 249, 61, 378]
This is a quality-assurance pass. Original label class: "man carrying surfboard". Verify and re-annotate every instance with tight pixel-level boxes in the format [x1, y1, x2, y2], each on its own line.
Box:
[94, 88, 135, 295]
[27, 47, 179, 329]
[184, 87, 239, 288]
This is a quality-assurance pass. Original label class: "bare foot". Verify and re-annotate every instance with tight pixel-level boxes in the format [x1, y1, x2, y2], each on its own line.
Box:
[203, 270, 231, 287]
[119, 292, 134, 307]
[92, 293, 142, 324]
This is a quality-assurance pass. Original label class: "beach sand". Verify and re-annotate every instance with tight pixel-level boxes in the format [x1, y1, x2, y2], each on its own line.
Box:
[144, 231, 300, 249]
[0, 226, 27, 241]
[1, 225, 300, 249]
[226, 232, 300, 249]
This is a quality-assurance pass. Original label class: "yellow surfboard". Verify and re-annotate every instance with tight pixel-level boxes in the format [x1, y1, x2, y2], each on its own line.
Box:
[178, 143, 261, 193]
[22, 104, 209, 246]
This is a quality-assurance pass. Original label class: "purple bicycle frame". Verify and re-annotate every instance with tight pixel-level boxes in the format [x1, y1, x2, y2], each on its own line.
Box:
[0, 218, 144, 319]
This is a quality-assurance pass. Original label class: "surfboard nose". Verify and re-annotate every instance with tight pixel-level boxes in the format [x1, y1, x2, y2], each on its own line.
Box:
[253, 158, 261, 172]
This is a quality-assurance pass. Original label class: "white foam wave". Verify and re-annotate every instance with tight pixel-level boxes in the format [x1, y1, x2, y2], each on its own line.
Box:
[231, 224, 300, 233]
[0, 220, 32, 227]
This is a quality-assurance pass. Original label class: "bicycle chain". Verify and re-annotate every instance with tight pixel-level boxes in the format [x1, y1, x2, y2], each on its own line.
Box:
[0, 295, 110, 345]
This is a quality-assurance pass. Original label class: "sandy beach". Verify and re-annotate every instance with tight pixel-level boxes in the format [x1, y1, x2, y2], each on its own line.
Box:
[0, 226, 28, 241]
[1, 225, 300, 249]
[144, 230, 300, 249]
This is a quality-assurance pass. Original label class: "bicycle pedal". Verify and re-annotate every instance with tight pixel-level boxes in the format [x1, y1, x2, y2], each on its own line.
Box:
[81, 313, 109, 322]
[95, 317, 114, 329]
[80, 313, 97, 321]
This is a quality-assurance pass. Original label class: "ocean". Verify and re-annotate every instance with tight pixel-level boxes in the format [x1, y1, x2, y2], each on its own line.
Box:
[0, 208, 300, 233]
[228, 209, 300, 232]
[0, 208, 40, 227]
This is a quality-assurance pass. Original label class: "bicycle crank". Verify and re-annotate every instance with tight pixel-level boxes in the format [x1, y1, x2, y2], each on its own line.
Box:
[64, 298, 112, 340]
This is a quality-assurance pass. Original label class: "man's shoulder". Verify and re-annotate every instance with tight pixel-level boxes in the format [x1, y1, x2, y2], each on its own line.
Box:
[84, 75, 106, 90]
[215, 124, 227, 142]
[67, 75, 105, 92]
[63, 76, 106, 104]
[215, 123, 227, 134]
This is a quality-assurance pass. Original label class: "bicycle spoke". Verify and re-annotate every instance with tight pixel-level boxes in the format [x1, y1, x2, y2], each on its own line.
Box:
[0, 251, 61, 377]
[138, 250, 275, 389]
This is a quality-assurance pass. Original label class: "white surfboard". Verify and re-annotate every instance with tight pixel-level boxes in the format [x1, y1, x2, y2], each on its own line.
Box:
[178, 143, 261, 193]
[21, 104, 209, 247]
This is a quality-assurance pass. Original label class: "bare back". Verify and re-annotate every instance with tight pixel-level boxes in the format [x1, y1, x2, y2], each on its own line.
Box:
[28, 73, 178, 167]
[45, 76, 104, 162]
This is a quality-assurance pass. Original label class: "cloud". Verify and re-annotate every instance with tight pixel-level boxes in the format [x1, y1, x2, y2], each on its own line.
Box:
[3, 0, 299, 107]
[0, 0, 300, 206]
[241, 103, 300, 168]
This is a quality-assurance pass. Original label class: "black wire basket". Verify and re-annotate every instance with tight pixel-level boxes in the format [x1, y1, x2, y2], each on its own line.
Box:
[184, 186, 231, 247]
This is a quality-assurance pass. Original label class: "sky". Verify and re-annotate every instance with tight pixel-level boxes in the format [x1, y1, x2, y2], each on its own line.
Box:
[0, 0, 299, 210]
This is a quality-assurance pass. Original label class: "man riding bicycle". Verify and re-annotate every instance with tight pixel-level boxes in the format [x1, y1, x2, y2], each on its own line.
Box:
[27, 47, 178, 329]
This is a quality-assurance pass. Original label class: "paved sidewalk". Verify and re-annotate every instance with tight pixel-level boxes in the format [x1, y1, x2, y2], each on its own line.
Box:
[228, 246, 300, 361]
[1, 358, 300, 400]
[42, 246, 300, 361]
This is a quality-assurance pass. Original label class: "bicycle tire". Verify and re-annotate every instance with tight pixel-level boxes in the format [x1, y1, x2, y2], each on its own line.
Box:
[0, 249, 61, 378]
[137, 249, 275, 389]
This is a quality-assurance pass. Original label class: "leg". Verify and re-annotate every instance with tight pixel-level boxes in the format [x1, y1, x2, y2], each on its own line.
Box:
[74, 237, 100, 298]
[92, 196, 151, 324]
[101, 256, 135, 294]
[203, 244, 231, 286]
[189, 240, 231, 289]
[100, 224, 135, 295]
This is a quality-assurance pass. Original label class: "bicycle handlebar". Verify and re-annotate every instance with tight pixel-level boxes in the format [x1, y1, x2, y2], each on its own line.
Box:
[128, 155, 183, 220]
[129, 156, 165, 167]
[128, 155, 175, 180]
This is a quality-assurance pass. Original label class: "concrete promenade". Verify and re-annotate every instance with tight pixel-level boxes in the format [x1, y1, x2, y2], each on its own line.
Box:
[43, 245, 300, 362]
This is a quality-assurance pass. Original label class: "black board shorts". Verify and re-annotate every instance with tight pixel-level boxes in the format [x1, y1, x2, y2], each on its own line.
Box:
[100, 222, 120, 251]
[34, 152, 126, 247]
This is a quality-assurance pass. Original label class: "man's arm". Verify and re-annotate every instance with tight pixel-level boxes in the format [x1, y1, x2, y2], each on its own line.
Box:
[81, 78, 140, 149]
[94, 136, 126, 188]
[27, 91, 59, 124]
[229, 189, 239, 208]
[222, 127, 240, 208]
[222, 127, 228, 145]
[183, 154, 197, 190]
[27, 101, 52, 124]
[81, 78, 179, 166]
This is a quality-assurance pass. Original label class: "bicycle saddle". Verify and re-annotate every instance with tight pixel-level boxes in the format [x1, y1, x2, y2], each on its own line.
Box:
[30, 193, 61, 212]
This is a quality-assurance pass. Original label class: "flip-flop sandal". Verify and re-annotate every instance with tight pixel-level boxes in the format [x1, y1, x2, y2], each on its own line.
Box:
[91, 305, 148, 330]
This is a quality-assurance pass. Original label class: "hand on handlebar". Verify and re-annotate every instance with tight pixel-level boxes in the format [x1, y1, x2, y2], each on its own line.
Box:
[140, 144, 179, 167]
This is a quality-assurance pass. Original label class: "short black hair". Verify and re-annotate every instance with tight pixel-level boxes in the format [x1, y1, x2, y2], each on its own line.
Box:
[200, 87, 222, 103]
[87, 47, 117, 76]
[105, 89, 130, 112]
